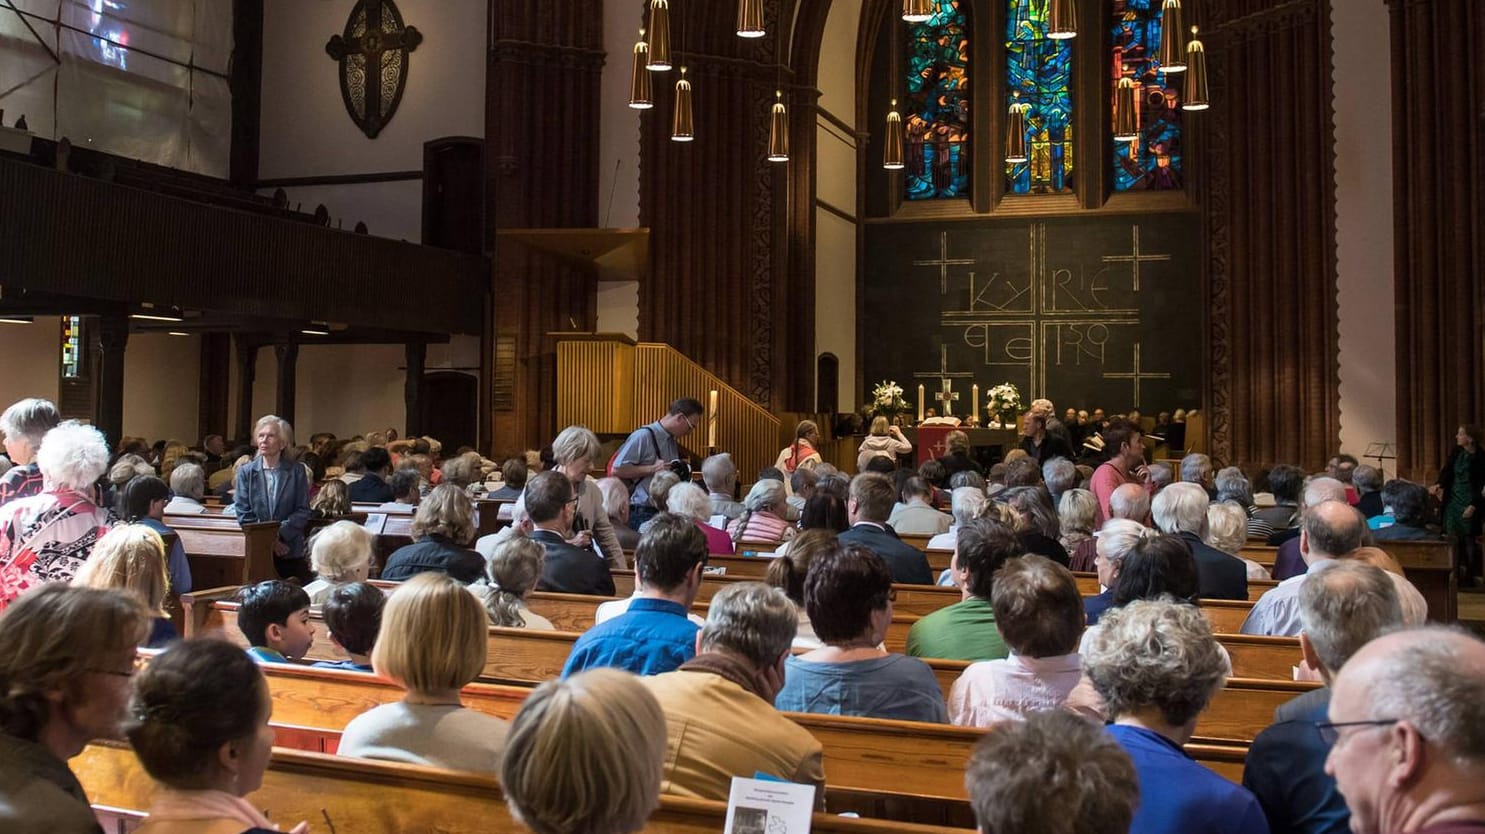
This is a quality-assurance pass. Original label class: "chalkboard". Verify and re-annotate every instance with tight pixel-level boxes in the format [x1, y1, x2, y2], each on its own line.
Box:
[861, 213, 1203, 417]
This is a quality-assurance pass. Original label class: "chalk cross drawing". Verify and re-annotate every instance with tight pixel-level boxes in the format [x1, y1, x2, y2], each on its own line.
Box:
[1101, 225, 1170, 292]
[1102, 342, 1171, 407]
[913, 232, 975, 294]
[913, 345, 973, 417]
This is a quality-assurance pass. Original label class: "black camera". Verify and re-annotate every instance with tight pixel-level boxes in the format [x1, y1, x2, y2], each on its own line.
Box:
[668, 459, 692, 481]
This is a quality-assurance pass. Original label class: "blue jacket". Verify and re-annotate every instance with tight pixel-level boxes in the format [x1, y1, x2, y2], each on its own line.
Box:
[1243, 689, 1348, 834]
[1109, 724, 1270, 834]
[838, 523, 932, 585]
[562, 598, 699, 677]
[234, 456, 312, 561]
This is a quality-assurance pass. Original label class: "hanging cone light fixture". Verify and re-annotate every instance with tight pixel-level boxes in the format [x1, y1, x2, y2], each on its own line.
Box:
[883, 99, 905, 170]
[1047, 0, 1077, 39]
[1182, 26, 1210, 110]
[671, 67, 694, 141]
[1004, 94, 1028, 164]
[767, 90, 789, 162]
[1156, 0, 1187, 72]
[629, 30, 653, 109]
[737, 0, 764, 38]
[1114, 75, 1139, 141]
[902, 0, 934, 24]
[647, 0, 671, 71]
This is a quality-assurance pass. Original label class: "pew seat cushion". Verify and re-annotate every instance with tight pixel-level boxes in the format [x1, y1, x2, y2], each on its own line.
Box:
[339, 702, 509, 773]
[0, 731, 101, 834]
[1108, 724, 1268, 834]
[905, 597, 1009, 662]
[775, 654, 948, 724]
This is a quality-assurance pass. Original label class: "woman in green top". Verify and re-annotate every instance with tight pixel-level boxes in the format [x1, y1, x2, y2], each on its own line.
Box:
[1433, 424, 1485, 581]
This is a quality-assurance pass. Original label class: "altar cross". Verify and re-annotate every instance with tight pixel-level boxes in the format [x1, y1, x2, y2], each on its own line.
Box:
[913, 345, 973, 417]
[1101, 225, 1170, 292]
[1102, 342, 1170, 408]
[913, 232, 975, 294]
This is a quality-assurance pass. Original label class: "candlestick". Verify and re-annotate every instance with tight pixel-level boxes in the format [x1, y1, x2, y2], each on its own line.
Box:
[917, 384, 925, 423]
[972, 384, 979, 422]
[707, 389, 719, 449]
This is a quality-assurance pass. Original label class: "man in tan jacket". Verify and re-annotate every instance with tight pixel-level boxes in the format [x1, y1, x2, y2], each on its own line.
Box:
[639, 582, 826, 808]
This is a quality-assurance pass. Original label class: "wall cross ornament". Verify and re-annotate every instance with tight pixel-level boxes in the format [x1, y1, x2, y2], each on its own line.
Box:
[325, 0, 422, 139]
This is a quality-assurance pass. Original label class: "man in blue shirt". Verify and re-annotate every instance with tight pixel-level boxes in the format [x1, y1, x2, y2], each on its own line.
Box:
[611, 398, 704, 530]
[562, 512, 706, 677]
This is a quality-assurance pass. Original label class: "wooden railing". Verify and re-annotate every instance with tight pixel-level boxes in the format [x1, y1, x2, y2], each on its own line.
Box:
[556, 334, 780, 479]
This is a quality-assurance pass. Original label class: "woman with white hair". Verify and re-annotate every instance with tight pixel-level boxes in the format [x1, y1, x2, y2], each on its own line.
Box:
[0, 421, 114, 609]
[595, 477, 640, 552]
[163, 461, 207, 514]
[0, 397, 60, 505]
[726, 479, 796, 547]
[926, 486, 987, 551]
[551, 426, 626, 570]
[667, 481, 734, 554]
[1083, 518, 1148, 626]
[1083, 600, 1266, 834]
[1205, 502, 1271, 581]
[234, 414, 313, 582]
[303, 520, 376, 604]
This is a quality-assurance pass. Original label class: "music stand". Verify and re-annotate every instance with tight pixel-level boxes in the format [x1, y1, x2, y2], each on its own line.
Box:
[1364, 442, 1396, 480]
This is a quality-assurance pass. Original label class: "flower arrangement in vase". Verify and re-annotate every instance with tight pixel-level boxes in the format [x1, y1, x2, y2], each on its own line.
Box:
[865, 380, 911, 424]
[985, 382, 1022, 429]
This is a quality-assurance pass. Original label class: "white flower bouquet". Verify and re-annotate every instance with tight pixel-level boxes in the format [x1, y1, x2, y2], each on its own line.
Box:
[986, 382, 1022, 428]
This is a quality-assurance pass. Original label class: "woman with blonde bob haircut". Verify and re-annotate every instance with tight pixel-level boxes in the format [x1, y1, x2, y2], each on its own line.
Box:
[338, 572, 509, 771]
[502, 668, 667, 834]
[73, 523, 175, 647]
[303, 520, 375, 604]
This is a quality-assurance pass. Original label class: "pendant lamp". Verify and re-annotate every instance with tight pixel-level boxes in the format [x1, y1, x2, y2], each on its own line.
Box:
[883, 100, 905, 170]
[672, 67, 694, 141]
[647, 0, 671, 71]
[1156, 0, 1187, 72]
[1047, 0, 1077, 39]
[1182, 26, 1210, 111]
[737, 0, 765, 38]
[1005, 95, 1028, 164]
[768, 90, 789, 162]
[629, 31, 653, 109]
[902, 0, 933, 24]
[1114, 75, 1139, 141]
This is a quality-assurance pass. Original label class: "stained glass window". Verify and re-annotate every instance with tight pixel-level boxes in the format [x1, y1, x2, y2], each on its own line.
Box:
[904, 0, 970, 200]
[1111, 0, 1183, 190]
[1006, 0, 1073, 194]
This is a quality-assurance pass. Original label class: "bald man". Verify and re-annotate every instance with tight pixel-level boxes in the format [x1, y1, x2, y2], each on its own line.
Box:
[1108, 482, 1151, 525]
[1324, 627, 1485, 834]
[1272, 477, 1352, 580]
[1241, 501, 1367, 636]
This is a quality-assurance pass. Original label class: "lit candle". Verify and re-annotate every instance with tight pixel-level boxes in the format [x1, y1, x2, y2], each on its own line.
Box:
[972, 384, 979, 423]
[917, 384, 925, 423]
[708, 389, 719, 448]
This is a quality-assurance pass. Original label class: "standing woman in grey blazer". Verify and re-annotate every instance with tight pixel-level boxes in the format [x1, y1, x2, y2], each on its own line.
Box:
[234, 415, 313, 582]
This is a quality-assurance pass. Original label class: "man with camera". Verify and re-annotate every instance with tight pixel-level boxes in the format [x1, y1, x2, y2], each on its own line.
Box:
[612, 397, 704, 530]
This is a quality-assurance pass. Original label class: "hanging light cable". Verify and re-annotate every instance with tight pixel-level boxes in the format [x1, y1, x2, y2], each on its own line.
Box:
[629, 30, 653, 109]
[1114, 74, 1139, 141]
[647, 0, 671, 71]
[767, 90, 789, 162]
[1182, 25, 1210, 110]
[902, 0, 933, 24]
[671, 66, 694, 141]
[883, 99, 905, 170]
[1005, 93, 1028, 164]
[1156, 0, 1187, 72]
[1047, 0, 1077, 39]
[737, 0, 764, 38]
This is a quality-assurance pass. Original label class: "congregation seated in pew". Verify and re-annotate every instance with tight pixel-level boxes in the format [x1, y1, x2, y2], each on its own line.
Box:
[478, 536, 555, 630]
[381, 483, 484, 584]
[72, 523, 178, 648]
[124, 637, 305, 834]
[726, 478, 796, 546]
[302, 519, 375, 605]
[238, 580, 315, 664]
[839, 473, 932, 585]
[339, 572, 510, 771]
[122, 474, 194, 596]
[775, 542, 947, 724]
[907, 518, 1015, 662]
[528, 471, 615, 597]
[763, 528, 833, 650]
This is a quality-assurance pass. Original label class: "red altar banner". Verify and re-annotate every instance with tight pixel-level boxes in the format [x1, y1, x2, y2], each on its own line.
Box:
[915, 426, 956, 468]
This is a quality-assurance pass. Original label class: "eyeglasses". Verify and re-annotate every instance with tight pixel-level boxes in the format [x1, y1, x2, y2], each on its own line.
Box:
[1315, 718, 1399, 746]
[683, 413, 698, 431]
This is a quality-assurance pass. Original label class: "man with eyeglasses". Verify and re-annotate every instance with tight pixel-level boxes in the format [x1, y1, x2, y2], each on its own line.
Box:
[612, 398, 705, 530]
[1321, 626, 1485, 834]
[1241, 560, 1402, 834]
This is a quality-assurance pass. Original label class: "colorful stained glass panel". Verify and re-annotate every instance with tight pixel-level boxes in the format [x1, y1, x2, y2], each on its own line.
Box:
[1111, 0, 1183, 190]
[1006, 0, 1074, 194]
[904, 0, 971, 200]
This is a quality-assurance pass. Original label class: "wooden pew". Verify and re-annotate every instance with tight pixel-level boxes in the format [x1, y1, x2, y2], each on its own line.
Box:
[251, 662, 1253, 793]
[76, 741, 976, 834]
[163, 518, 280, 588]
[1380, 539, 1456, 622]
